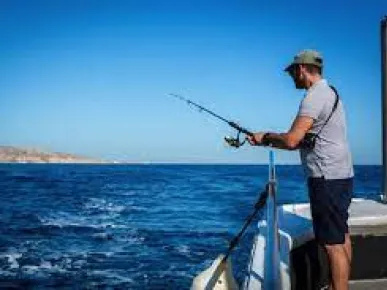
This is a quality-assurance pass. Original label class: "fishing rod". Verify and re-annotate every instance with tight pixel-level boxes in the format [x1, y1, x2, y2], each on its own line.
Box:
[169, 93, 254, 148]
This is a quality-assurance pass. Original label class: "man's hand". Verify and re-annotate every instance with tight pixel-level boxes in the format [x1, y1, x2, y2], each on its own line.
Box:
[247, 132, 266, 146]
[247, 116, 314, 149]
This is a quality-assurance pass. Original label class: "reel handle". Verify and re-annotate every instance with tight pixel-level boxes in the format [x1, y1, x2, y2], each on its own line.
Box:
[224, 136, 247, 148]
[224, 136, 240, 147]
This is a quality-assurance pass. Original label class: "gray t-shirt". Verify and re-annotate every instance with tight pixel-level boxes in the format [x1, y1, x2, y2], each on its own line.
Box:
[297, 79, 354, 179]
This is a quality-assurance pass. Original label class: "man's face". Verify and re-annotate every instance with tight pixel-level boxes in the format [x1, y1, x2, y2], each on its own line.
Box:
[289, 65, 307, 89]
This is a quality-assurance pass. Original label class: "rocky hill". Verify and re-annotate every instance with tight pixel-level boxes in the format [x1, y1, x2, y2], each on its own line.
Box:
[0, 146, 103, 163]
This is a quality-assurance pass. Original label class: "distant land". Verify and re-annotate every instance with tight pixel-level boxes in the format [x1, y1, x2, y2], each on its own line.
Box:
[0, 146, 106, 164]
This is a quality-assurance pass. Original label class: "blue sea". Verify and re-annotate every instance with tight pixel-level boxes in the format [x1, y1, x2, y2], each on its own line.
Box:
[0, 163, 381, 289]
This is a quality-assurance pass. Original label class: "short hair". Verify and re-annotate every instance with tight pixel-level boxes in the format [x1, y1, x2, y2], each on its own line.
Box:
[303, 64, 323, 75]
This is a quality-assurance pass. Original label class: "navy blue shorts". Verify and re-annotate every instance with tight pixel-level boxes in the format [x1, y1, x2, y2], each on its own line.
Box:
[308, 177, 353, 245]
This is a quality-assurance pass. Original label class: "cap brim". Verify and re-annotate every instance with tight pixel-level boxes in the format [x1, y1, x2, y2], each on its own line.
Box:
[284, 63, 295, 72]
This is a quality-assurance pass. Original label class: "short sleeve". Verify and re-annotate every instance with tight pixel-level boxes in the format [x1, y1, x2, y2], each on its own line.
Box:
[297, 89, 325, 120]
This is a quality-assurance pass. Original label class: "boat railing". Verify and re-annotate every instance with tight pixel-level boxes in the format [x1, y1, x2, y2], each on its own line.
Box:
[262, 150, 282, 290]
[244, 150, 282, 290]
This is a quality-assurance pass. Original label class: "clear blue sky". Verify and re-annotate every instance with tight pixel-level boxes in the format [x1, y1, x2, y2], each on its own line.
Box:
[0, 0, 385, 164]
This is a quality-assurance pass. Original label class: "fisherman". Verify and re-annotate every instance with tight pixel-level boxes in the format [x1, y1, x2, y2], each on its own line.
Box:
[248, 50, 354, 290]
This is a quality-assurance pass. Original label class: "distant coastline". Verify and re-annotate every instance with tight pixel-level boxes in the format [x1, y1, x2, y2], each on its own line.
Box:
[0, 146, 105, 164]
[0, 146, 380, 165]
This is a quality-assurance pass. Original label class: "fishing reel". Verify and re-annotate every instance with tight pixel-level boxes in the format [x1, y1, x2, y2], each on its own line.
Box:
[224, 131, 247, 148]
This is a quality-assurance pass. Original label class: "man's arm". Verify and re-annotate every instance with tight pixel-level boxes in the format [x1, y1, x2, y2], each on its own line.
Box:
[248, 116, 314, 150]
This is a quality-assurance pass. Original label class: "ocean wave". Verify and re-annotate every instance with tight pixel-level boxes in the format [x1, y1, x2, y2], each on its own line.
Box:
[0, 252, 22, 269]
[112, 233, 145, 245]
[91, 232, 114, 241]
[124, 205, 148, 213]
[21, 260, 68, 275]
[0, 269, 14, 277]
[40, 213, 94, 229]
[91, 269, 134, 283]
[83, 197, 149, 216]
[176, 245, 190, 255]
[39, 211, 128, 230]
[84, 198, 126, 214]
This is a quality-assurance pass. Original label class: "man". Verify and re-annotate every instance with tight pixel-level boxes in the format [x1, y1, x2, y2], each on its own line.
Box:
[248, 49, 354, 290]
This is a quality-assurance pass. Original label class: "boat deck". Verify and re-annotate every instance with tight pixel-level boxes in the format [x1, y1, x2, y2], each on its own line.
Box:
[350, 278, 387, 290]
[245, 197, 387, 290]
[348, 197, 387, 234]
[290, 198, 387, 289]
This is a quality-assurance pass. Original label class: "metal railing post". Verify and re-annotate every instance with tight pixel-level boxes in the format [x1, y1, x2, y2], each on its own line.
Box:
[381, 16, 387, 201]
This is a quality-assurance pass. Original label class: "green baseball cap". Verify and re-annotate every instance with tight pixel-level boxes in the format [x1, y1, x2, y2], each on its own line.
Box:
[284, 49, 323, 72]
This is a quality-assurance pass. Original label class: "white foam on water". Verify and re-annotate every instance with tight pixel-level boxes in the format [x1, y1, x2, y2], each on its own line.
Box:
[90, 251, 115, 258]
[21, 265, 44, 276]
[84, 198, 126, 213]
[21, 260, 68, 275]
[91, 269, 134, 284]
[128, 235, 145, 243]
[129, 205, 148, 212]
[0, 270, 14, 277]
[92, 232, 113, 240]
[0, 252, 22, 269]
[40, 211, 88, 227]
[72, 259, 87, 269]
[39, 197, 138, 231]
[176, 245, 190, 255]
[40, 211, 128, 230]
[97, 222, 127, 229]
[119, 190, 137, 196]
[111, 231, 145, 245]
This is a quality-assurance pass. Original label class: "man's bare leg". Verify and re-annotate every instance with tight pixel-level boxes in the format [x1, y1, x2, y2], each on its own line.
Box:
[344, 234, 352, 275]
[325, 238, 351, 290]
